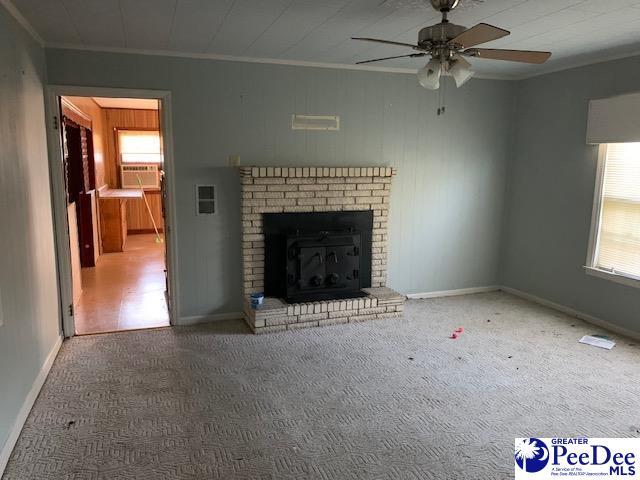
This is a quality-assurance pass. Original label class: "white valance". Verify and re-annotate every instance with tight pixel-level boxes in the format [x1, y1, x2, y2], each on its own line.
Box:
[587, 92, 640, 144]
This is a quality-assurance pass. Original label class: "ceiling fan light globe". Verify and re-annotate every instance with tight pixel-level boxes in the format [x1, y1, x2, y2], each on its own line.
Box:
[417, 59, 442, 90]
[449, 57, 475, 87]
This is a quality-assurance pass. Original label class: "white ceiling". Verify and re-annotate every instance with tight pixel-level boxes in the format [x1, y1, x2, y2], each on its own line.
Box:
[92, 97, 159, 109]
[9, 0, 640, 78]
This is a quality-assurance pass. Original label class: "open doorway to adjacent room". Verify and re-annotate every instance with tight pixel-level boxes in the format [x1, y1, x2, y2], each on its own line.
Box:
[57, 95, 171, 335]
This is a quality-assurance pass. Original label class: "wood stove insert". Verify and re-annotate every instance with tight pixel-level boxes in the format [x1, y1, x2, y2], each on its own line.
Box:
[264, 211, 373, 303]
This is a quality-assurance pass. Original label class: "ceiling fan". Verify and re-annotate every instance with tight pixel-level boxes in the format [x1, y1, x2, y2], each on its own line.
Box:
[352, 0, 551, 90]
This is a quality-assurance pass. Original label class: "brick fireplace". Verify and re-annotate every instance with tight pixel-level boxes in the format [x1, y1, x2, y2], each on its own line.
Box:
[239, 166, 405, 334]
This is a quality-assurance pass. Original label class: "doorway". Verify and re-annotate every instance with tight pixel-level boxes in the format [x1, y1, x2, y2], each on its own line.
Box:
[46, 88, 178, 337]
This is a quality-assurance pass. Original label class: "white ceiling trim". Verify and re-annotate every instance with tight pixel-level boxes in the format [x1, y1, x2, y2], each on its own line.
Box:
[38, 42, 640, 82]
[517, 48, 640, 81]
[44, 42, 514, 80]
[45, 42, 419, 75]
[1, 0, 44, 46]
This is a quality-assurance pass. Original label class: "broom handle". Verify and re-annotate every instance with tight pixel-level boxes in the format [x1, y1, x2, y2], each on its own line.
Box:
[136, 175, 161, 240]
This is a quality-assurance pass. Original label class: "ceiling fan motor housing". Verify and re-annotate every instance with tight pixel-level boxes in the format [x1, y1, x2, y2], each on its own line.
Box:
[430, 0, 460, 11]
[418, 23, 467, 47]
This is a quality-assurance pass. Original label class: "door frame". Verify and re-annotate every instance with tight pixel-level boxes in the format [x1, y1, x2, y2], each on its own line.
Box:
[44, 85, 180, 337]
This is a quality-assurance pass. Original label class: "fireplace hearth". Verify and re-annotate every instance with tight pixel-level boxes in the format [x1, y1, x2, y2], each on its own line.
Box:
[264, 211, 373, 303]
[239, 166, 405, 333]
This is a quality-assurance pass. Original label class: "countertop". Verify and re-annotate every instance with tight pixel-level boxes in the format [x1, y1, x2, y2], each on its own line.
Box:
[99, 189, 144, 200]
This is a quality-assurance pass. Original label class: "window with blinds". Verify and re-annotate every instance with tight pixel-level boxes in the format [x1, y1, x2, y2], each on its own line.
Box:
[117, 129, 163, 163]
[593, 143, 640, 279]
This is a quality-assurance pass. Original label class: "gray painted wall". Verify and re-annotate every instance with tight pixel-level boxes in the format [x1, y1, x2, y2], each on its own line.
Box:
[2, 4, 639, 469]
[0, 6, 61, 458]
[46, 49, 516, 319]
[501, 55, 640, 333]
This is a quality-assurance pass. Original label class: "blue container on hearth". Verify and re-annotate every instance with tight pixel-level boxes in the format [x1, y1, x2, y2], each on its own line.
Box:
[250, 293, 264, 309]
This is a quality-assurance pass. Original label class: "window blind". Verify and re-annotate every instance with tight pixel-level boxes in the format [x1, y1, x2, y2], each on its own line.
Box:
[118, 130, 162, 163]
[596, 143, 640, 278]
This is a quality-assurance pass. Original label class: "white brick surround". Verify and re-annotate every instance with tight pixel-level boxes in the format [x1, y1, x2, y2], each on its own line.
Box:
[243, 288, 405, 334]
[239, 166, 404, 333]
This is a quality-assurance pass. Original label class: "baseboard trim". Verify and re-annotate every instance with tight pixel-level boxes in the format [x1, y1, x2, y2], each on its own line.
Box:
[500, 286, 640, 341]
[0, 335, 63, 476]
[406, 284, 640, 340]
[179, 311, 243, 326]
[406, 286, 500, 299]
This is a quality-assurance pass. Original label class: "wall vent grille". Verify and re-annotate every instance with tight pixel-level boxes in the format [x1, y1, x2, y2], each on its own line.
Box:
[292, 115, 340, 131]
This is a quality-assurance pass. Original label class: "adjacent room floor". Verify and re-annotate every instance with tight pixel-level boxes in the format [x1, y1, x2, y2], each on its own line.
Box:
[4, 292, 639, 479]
[75, 234, 169, 335]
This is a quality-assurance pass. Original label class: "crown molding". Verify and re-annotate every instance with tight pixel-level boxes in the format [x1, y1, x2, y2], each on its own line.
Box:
[44, 43, 513, 81]
[45, 43, 419, 75]
[0, 0, 44, 46]
[513, 48, 640, 81]
[42, 42, 640, 83]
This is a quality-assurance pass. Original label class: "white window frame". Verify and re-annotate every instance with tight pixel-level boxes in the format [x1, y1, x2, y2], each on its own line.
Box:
[584, 144, 640, 289]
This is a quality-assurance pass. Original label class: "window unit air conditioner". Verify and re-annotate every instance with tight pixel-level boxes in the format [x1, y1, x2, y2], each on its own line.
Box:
[120, 164, 161, 189]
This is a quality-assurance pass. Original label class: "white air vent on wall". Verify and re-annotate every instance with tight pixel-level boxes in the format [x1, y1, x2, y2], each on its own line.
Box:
[292, 115, 340, 131]
[121, 164, 160, 189]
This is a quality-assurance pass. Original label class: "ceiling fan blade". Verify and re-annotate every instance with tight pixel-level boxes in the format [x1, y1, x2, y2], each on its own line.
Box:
[449, 23, 510, 48]
[351, 37, 421, 49]
[464, 48, 551, 64]
[356, 53, 427, 65]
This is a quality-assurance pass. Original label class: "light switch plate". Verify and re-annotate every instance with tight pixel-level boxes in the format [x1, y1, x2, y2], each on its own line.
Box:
[228, 155, 241, 167]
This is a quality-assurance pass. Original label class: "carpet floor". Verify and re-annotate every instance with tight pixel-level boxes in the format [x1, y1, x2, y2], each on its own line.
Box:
[3, 292, 640, 479]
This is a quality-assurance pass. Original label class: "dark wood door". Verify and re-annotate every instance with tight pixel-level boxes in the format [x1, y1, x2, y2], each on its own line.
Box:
[77, 192, 95, 267]
[63, 118, 96, 267]
[84, 127, 96, 191]
[64, 121, 83, 204]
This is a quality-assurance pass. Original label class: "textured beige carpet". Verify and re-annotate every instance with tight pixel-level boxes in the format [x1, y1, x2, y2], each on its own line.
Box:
[4, 292, 640, 479]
